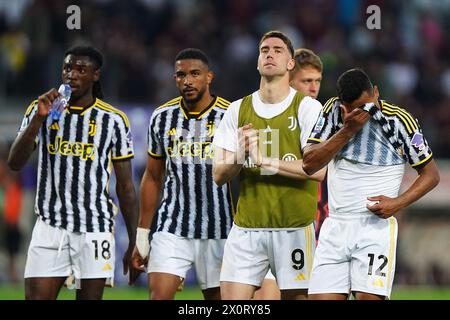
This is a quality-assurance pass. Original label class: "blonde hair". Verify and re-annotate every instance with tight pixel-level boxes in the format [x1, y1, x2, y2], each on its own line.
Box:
[291, 48, 323, 74]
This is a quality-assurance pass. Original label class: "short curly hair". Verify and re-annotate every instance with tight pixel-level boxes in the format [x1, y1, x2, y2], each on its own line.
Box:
[337, 68, 373, 104]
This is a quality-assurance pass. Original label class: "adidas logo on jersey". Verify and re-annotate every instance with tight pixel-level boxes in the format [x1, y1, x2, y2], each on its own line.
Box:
[48, 122, 60, 130]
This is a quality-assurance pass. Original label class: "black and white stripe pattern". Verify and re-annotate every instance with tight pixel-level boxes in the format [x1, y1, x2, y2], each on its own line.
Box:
[148, 96, 233, 239]
[18, 99, 134, 233]
[308, 97, 433, 168]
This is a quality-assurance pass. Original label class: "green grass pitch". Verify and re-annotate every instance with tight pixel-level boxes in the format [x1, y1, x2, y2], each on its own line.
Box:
[0, 285, 450, 300]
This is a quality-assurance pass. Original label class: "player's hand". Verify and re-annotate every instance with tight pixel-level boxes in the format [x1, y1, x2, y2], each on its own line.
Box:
[244, 127, 262, 166]
[366, 195, 404, 219]
[37, 88, 59, 118]
[238, 123, 253, 158]
[131, 245, 148, 272]
[341, 104, 370, 134]
[123, 245, 142, 285]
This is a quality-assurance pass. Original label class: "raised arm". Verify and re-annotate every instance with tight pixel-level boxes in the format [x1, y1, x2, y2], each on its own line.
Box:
[303, 106, 370, 175]
[245, 126, 326, 181]
[256, 157, 326, 181]
[213, 146, 244, 186]
[302, 129, 354, 176]
[213, 124, 255, 186]
[8, 89, 58, 170]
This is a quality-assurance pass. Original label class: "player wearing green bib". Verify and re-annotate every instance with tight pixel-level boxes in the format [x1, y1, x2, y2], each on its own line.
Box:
[213, 31, 326, 300]
[254, 48, 325, 300]
[235, 92, 318, 228]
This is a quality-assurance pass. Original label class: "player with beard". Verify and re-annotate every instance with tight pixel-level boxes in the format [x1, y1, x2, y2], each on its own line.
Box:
[132, 48, 234, 300]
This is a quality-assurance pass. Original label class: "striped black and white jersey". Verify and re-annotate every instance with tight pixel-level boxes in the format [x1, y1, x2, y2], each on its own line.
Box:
[308, 97, 434, 218]
[18, 98, 134, 233]
[308, 97, 433, 168]
[148, 96, 234, 239]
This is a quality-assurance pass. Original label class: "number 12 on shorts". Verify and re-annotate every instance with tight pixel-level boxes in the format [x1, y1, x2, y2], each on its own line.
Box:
[366, 253, 389, 290]
[367, 253, 388, 277]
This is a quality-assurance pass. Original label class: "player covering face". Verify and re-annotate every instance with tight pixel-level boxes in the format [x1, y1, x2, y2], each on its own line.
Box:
[303, 68, 439, 300]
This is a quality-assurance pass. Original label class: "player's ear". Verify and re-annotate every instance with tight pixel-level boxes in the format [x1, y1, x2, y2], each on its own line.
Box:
[373, 85, 380, 99]
[93, 69, 100, 82]
[287, 58, 295, 71]
[207, 70, 214, 84]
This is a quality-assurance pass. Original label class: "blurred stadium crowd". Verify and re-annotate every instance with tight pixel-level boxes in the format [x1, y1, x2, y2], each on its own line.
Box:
[1, 0, 450, 155]
[0, 0, 449, 288]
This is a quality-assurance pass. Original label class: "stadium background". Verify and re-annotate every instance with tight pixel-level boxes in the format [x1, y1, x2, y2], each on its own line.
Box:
[0, 0, 449, 299]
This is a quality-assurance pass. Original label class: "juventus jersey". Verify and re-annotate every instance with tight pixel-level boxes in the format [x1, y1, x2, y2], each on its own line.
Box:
[18, 98, 134, 233]
[308, 97, 434, 217]
[148, 96, 234, 239]
[308, 97, 433, 168]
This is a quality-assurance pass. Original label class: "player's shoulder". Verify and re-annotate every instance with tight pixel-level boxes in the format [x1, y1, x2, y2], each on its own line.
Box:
[151, 96, 182, 119]
[322, 96, 340, 113]
[156, 96, 182, 110]
[380, 100, 419, 134]
[24, 99, 38, 116]
[299, 95, 323, 111]
[221, 97, 244, 119]
[229, 96, 245, 109]
[213, 96, 231, 112]
[94, 98, 130, 126]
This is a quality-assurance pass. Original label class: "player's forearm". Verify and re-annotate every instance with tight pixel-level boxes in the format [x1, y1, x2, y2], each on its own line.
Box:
[213, 148, 244, 186]
[116, 180, 138, 246]
[303, 128, 354, 175]
[259, 158, 325, 181]
[213, 162, 243, 186]
[8, 114, 45, 170]
[138, 174, 163, 229]
[396, 160, 440, 209]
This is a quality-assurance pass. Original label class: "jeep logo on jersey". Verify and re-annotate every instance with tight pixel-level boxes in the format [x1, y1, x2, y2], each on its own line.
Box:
[167, 138, 214, 162]
[411, 132, 425, 150]
[48, 136, 95, 160]
[282, 153, 297, 161]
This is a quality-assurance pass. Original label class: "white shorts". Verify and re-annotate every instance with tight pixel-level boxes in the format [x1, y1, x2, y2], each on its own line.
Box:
[220, 223, 315, 290]
[24, 217, 115, 288]
[264, 270, 276, 281]
[148, 231, 225, 290]
[308, 215, 398, 298]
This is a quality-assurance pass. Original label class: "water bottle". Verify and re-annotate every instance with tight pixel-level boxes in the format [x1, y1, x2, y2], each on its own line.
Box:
[49, 84, 71, 121]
